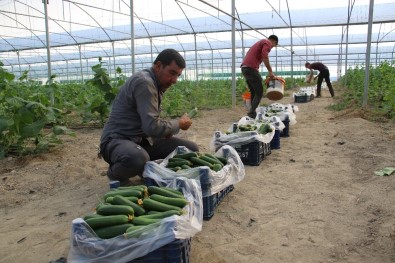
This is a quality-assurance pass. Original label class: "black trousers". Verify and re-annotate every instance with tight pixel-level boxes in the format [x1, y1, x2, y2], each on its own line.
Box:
[100, 136, 199, 182]
[317, 68, 335, 97]
[241, 67, 263, 118]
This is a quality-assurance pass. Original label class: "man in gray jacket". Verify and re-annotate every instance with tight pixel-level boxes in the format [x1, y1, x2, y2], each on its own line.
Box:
[100, 49, 198, 186]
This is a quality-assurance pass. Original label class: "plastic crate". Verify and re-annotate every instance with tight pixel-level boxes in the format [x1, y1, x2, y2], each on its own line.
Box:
[203, 184, 234, 220]
[280, 119, 290, 137]
[233, 140, 267, 166]
[144, 167, 211, 192]
[294, 94, 311, 103]
[270, 129, 281, 149]
[198, 168, 235, 220]
[128, 238, 191, 263]
[145, 173, 234, 221]
[264, 141, 272, 156]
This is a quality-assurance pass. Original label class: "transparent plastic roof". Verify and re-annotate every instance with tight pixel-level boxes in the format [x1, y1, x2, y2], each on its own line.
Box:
[1, 0, 394, 81]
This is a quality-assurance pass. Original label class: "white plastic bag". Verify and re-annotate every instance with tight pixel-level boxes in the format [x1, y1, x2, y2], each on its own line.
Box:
[210, 124, 275, 152]
[257, 104, 297, 126]
[67, 176, 202, 263]
[143, 146, 245, 197]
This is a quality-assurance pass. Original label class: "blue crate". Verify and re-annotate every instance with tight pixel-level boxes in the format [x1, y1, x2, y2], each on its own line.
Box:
[203, 184, 234, 220]
[270, 129, 281, 150]
[145, 175, 234, 221]
[128, 238, 191, 263]
[280, 119, 290, 137]
[218, 184, 234, 202]
[233, 140, 265, 166]
[264, 141, 272, 156]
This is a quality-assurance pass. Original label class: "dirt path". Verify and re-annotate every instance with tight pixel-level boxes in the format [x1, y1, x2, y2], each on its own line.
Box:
[1, 90, 394, 263]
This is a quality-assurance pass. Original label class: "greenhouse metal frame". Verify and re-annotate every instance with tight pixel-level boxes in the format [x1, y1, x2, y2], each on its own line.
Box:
[0, 0, 394, 84]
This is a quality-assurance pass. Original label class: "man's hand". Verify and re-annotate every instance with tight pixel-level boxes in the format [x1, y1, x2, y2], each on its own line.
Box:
[179, 113, 192, 130]
[268, 71, 275, 79]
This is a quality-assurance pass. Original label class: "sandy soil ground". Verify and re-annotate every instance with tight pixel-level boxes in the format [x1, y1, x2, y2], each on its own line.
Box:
[1, 88, 394, 263]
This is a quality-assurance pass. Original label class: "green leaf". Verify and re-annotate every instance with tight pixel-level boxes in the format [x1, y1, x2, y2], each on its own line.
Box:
[52, 125, 66, 135]
[20, 119, 46, 138]
[374, 167, 395, 176]
[0, 118, 14, 133]
[0, 70, 15, 82]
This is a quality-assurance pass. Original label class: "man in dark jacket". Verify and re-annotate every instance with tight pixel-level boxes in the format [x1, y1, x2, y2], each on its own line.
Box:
[305, 62, 335, 98]
[100, 49, 199, 186]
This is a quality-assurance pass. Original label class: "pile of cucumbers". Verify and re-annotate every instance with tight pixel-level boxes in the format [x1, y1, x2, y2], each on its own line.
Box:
[233, 123, 272, 135]
[82, 185, 188, 239]
[236, 124, 257, 132]
[166, 151, 228, 172]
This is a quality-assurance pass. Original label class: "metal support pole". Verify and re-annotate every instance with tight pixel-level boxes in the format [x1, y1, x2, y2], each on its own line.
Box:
[66, 60, 69, 83]
[43, 0, 54, 105]
[290, 30, 294, 83]
[363, 0, 374, 108]
[211, 49, 214, 78]
[112, 41, 116, 78]
[337, 44, 342, 81]
[194, 34, 198, 81]
[150, 38, 153, 64]
[16, 51, 21, 76]
[130, 0, 135, 73]
[345, 0, 351, 78]
[184, 51, 187, 80]
[86, 58, 89, 79]
[231, 0, 236, 107]
[78, 45, 84, 83]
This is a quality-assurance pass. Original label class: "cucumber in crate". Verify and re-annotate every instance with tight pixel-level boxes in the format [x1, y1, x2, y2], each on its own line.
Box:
[68, 177, 202, 263]
[143, 145, 245, 220]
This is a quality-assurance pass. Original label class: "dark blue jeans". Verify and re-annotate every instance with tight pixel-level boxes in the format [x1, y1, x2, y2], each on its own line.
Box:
[241, 67, 263, 118]
[100, 137, 199, 182]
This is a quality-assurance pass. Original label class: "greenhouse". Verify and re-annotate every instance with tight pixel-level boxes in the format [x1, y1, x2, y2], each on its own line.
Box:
[1, 1, 395, 263]
[1, 0, 395, 82]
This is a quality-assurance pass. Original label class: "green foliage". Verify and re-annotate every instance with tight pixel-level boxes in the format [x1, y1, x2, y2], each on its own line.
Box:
[85, 57, 126, 124]
[3, 56, 392, 159]
[339, 61, 395, 119]
[283, 77, 307, 89]
[0, 63, 75, 158]
[162, 79, 245, 117]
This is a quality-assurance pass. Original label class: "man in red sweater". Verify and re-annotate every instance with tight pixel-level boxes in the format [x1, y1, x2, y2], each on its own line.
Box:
[241, 35, 278, 118]
[305, 62, 335, 98]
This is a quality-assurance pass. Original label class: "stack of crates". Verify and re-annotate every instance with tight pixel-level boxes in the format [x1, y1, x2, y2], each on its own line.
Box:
[232, 140, 271, 166]
[144, 167, 234, 221]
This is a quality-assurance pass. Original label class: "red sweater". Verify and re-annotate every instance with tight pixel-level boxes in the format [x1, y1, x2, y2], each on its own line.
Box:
[241, 39, 273, 71]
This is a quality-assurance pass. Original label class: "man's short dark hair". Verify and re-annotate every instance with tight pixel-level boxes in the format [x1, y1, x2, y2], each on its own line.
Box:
[305, 62, 311, 68]
[154, 49, 186, 69]
[268, 35, 279, 45]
